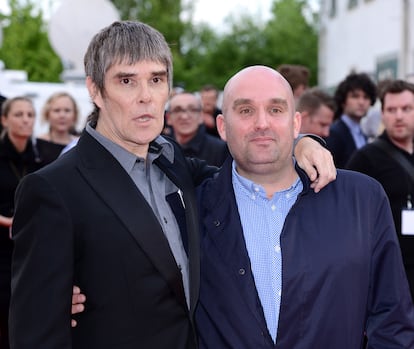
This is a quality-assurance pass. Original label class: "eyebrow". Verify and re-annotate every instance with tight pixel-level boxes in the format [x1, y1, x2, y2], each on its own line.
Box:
[232, 97, 289, 109]
[113, 69, 168, 79]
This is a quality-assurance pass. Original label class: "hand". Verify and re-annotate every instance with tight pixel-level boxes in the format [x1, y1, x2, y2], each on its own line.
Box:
[71, 285, 86, 327]
[294, 136, 337, 193]
[0, 215, 13, 228]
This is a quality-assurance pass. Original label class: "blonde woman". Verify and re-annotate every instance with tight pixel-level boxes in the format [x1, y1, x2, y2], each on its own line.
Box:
[37, 92, 80, 164]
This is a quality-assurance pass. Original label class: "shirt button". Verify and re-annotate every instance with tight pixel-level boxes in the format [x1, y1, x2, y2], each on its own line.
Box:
[239, 268, 246, 275]
[274, 245, 281, 253]
[271, 204, 276, 211]
[278, 290, 282, 297]
[213, 220, 220, 227]
[286, 193, 291, 198]
[254, 186, 260, 192]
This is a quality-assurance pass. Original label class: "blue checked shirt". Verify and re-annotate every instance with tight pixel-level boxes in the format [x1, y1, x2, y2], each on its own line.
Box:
[232, 161, 302, 343]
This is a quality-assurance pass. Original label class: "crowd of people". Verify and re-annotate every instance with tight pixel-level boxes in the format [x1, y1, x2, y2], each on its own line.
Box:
[0, 19, 414, 349]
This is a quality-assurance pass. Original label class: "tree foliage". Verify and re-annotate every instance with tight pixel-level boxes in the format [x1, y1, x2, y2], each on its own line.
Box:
[0, 0, 318, 87]
[0, 0, 63, 82]
[264, 0, 318, 85]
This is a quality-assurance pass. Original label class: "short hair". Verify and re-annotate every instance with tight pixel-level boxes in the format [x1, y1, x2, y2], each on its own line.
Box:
[297, 88, 336, 115]
[334, 72, 377, 118]
[41, 92, 79, 124]
[379, 79, 414, 110]
[277, 64, 310, 91]
[168, 92, 202, 112]
[200, 84, 219, 97]
[84, 21, 173, 123]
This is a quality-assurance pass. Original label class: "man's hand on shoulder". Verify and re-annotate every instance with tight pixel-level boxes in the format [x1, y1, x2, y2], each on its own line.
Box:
[294, 135, 337, 193]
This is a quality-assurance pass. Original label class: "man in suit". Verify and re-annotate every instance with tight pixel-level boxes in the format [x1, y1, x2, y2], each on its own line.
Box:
[196, 66, 414, 348]
[9, 22, 335, 349]
[297, 88, 336, 138]
[167, 92, 229, 167]
[325, 72, 377, 168]
[8, 21, 214, 349]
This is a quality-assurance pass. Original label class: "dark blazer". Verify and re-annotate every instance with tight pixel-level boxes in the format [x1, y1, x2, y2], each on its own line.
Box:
[179, 125, 229, 167]
[326, 119, 359, 168]
[9, 131, 214, 349]
[196, 157, 414, 348]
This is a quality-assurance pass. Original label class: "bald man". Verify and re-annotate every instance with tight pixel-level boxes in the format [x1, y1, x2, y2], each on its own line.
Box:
[196, 65, 414, 348]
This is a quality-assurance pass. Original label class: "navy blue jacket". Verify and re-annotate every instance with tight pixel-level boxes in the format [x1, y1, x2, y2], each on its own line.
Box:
[326, 119, 359, 168]
[196, 157, 414, 348]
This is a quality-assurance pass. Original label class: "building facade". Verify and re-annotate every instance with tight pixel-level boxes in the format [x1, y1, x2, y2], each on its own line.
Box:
[319, 0, 413, 88]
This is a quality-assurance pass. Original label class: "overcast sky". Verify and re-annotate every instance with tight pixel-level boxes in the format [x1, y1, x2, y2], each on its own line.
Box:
[0, 0, 318, 31]
[0, 0, 273, 31]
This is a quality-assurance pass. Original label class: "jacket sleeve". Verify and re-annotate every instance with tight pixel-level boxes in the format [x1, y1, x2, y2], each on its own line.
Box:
[185, 157, 220, 186]
[365, 187, 414, 348]
[9, 173, 74, 348]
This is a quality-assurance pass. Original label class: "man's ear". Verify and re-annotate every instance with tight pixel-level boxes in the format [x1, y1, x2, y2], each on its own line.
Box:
[216, 114, 227, 141]
[86, 76, 101, 107]
[293, 111, 302, 139]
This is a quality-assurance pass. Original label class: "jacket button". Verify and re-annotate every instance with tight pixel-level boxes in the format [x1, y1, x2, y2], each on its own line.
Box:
[213, 220, 220, 227]
[239, 268, 246, 275]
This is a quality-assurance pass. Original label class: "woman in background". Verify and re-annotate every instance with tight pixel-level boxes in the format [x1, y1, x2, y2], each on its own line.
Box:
[0, 97, 43, 349]
[37, 91, 79, 164]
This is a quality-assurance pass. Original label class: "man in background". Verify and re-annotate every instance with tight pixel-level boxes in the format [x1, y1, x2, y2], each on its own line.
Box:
[167, 92, 229, 166]
[347, 79, 414, 301]
[277, 64, 310, 104]
[325, 72, 377, 168]
[199, 84, 222, 137]
[297, 88, 335, 138]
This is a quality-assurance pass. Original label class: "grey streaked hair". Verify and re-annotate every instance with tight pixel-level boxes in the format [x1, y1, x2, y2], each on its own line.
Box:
[84, 21, 173, 124]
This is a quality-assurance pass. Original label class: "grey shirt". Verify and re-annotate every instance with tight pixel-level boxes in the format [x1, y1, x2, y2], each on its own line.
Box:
[86, 123, 190, 307]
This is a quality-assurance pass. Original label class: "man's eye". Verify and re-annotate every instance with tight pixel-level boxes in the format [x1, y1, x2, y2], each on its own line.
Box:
[121, 78, 131, 84]
[270, 107, 282, 113]
[240, 108, 252, 114]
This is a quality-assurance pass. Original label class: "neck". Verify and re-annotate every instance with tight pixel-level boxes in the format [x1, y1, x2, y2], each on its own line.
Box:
[390, 137, 414, 154]
[8, 133, 29, 153]
[175, 132, 196, 145]
[49, 129, 72, 145]
[237, 162, 298, 199]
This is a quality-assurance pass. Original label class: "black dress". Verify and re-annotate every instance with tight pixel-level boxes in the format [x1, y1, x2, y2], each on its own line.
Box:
[35, 138, 66, 165]
[0, 134, 43, 348]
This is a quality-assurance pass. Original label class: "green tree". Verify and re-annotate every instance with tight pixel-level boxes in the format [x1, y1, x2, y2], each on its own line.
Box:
[110, 0, 192, 54]
[0, 0, 63, 82]
[175, 0, 319, 91]
[110, 0, 196, 89]
[263, 0, 319, 85]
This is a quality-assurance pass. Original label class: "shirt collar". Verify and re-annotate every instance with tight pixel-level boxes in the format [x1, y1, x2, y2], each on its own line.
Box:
[231, 159, 302, 199]
[85, 122, 174, 173]
[341, 114, 363, 134]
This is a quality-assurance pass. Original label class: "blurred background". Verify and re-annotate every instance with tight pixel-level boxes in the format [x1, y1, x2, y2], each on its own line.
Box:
[0, 0, 411, 133]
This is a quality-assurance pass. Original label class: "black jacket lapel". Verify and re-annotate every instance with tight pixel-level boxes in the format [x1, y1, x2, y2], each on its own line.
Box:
[75, 133, 187, 308]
